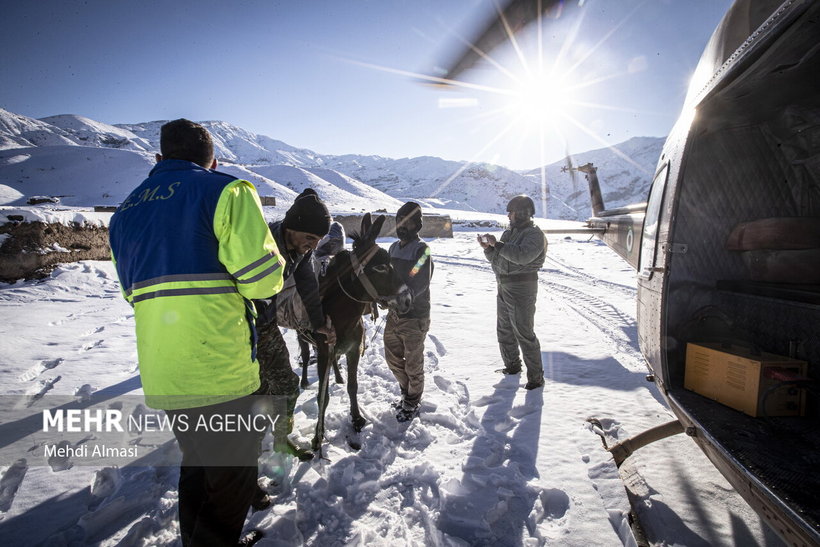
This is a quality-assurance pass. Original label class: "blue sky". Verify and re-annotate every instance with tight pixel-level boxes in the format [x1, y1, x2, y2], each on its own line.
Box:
[1, 0, 731, 169]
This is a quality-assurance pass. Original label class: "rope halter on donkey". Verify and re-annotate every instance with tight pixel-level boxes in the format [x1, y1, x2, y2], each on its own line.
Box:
[338, 246, 412, 314]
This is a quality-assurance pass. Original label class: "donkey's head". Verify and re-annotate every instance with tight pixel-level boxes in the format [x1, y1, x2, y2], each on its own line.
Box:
[343, 213, 411, 313]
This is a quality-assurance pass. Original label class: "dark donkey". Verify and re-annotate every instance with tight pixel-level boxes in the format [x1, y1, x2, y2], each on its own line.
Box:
[310, 213, 409, 452]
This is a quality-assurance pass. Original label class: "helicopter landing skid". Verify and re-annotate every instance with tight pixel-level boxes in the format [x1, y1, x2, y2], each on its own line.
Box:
[587, 418, 686, 547]
[589, 418, 684, 467]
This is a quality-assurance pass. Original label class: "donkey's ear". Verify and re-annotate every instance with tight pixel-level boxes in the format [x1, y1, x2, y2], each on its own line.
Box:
[370, 215, 386, 239]
[361, 213, 372, 235]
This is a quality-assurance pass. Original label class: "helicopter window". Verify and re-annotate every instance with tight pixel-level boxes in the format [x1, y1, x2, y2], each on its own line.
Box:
[639, 163, 670, 278]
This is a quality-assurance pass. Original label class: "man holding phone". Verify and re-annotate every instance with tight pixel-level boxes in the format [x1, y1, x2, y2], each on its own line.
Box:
[478, 195, 547, 390]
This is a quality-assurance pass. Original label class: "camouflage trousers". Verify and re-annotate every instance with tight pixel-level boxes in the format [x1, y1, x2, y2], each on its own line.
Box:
[256, 320, 301, 451]
[384, 312, 430, 409]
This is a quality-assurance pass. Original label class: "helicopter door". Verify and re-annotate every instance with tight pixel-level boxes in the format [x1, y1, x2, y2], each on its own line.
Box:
[637, 163, 671, 378]
[639, 163, 670, 279]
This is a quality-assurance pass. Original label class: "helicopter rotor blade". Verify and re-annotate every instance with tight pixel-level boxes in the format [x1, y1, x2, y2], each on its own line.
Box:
[564, 146, 578, 192]
[435, 0, 582, 84]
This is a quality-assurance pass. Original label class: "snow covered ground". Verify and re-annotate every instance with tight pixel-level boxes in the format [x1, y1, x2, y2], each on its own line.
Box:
[0, 229, 783, 546]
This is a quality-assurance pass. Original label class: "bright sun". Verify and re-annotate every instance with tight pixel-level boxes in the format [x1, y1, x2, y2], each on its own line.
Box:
[508, 72, 573, 124]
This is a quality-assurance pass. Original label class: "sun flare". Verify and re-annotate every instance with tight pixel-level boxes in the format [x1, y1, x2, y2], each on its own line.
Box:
[343, 4, 645, 208]
[508, 72, 573, 124]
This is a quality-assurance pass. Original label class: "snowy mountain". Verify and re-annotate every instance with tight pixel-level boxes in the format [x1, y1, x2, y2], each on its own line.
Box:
[322, 155, 546, 215]
[118, 120, 325, 166]
[0, 108, 661, 218]
[41, 114, 153, 153]
[526, 136, 663, 217]
[0, 108, 79, 149]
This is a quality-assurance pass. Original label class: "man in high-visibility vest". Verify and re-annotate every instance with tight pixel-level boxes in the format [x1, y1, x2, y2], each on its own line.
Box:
[109, 119, 285, 546]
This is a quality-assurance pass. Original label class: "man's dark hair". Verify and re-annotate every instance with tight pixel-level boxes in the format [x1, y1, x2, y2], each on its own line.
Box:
[160, 119, 214, 168]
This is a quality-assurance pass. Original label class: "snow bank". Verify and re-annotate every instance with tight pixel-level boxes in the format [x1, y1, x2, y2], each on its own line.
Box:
[1, 206, 113, 227]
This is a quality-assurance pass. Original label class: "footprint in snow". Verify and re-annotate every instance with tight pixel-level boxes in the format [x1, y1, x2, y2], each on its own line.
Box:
[532, 488, 571, 524]
[509, 404, 540, 419]
[0, 458, 29, 512]
[18, 357, 63, 382]
[48, 311, 83, 326]
[427, 333, 446, 356]
[433, 375, 470, 407]
[425, 350, 439, 369]
[26, 375, 61, 406]
[73, 384, 95, 402]
[46, 440, 74, 472]
[89, 467, 122, 508]
[79, 339, 104, 353]
[433, 374, 452, 392]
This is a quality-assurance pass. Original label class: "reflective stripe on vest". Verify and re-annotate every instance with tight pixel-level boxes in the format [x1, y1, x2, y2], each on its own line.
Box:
[127, 274, 238, 303]
[231, 252, 283, 284]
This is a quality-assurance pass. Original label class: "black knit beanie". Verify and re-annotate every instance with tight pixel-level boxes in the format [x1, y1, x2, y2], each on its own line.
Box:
[283, 189, 331, 237]
[396, 201, 423, 228]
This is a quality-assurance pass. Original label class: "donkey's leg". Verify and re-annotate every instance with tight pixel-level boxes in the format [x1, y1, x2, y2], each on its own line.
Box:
[332, 359, 344, 384]
[300, 362, 310, 390]
[311, 343, 332, 452]
[298, 333, 311, 389]
[346, 349, 366, 432]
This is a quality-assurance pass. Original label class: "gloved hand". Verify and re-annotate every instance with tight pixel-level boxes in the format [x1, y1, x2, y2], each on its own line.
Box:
[477, 234, 497, 248]
[387, 286, 413, 315]
[315, 316, 336, 346]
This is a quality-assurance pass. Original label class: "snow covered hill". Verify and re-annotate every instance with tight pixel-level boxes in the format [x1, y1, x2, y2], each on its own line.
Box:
[117, 120, 325, 167]
[0, 108, 661, 219]
[527, 137, 663, 217]
[0, 146, 155, 207]
[0, 108, 79, 150]
[41, 115, 153, 154]
[322, 155, 545, 215]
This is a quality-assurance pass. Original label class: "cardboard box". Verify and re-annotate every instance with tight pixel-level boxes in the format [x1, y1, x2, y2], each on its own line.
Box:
[684, 342, 807, 417]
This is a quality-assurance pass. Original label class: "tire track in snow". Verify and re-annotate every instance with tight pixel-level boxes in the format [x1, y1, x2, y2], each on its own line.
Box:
[437, 253, 636, 302]
[541, 279, 646, 373]
[543, 253, 636, 298]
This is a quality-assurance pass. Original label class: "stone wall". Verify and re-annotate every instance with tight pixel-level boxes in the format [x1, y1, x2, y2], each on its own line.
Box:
[0, 211, 454, 282]
[0, 221, 111, 282]
[333, 213, 453, 239]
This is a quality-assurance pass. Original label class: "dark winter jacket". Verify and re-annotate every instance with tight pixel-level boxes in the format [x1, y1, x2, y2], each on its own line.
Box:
[255, 221, 324, 330]
[484, 221, 547, 281]
[389, 236, 432, 319]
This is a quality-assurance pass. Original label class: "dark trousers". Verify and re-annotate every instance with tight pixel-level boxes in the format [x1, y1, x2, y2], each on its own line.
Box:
[167, 395, 263, 547]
